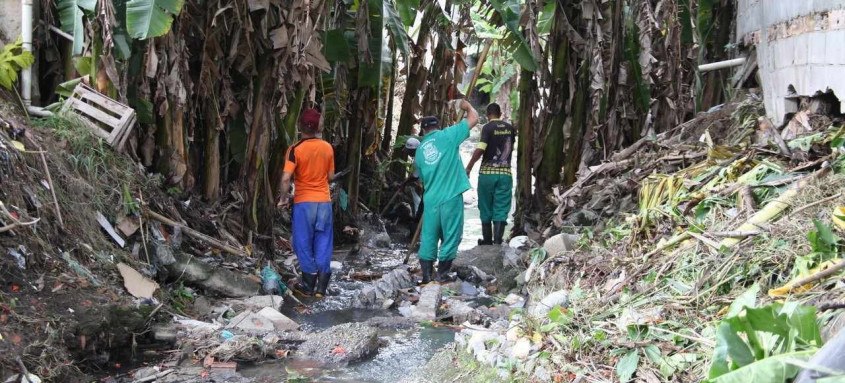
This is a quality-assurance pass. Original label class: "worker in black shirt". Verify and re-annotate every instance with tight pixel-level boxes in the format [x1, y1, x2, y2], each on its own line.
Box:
[465, 103, 515, 245]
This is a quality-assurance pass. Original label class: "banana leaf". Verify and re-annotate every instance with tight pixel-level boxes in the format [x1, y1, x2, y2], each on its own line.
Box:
[125, 0, 185, 40]
[384, 0, 411, 60]
[56, 0, 97, 55]
[486, 0, 537, 72]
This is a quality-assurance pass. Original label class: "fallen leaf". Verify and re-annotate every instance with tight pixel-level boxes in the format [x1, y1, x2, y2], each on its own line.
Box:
[10, 140, 25, 151]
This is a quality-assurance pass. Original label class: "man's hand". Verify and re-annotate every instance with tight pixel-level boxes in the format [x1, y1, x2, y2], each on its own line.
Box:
[458, 99, 479, 127]
[277, 196, 291, 210]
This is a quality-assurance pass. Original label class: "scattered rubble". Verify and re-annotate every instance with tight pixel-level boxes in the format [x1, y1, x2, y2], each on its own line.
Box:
[295, 323, 380, 365]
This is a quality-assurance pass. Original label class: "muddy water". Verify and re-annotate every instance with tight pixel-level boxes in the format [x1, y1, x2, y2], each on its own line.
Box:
[240, 246, 456, 382]
[240, 129, 516, 382]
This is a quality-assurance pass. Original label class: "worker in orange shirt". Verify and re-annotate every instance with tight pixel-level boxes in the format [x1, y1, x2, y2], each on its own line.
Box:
[277, 108, 335, 297]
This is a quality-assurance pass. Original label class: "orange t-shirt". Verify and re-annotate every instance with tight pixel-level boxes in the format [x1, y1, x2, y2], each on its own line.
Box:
[283, 138, 335, 203]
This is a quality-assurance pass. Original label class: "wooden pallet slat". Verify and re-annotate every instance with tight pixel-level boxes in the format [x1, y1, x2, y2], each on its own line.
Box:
[63, 83, 137, 152]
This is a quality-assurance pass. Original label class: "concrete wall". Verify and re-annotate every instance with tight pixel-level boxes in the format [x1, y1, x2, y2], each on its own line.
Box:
[737, 0, 845, 125]
[0, 0, 23, 45]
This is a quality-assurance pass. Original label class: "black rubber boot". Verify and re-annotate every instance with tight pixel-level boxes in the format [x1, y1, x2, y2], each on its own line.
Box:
[295, 272, 317, 296]
[493, 221, 506, 245]
[478, 222, 493, 245]
[420, 260, 434, 285]
[436, 260, 454, 282]
[315, 272, 331, 298]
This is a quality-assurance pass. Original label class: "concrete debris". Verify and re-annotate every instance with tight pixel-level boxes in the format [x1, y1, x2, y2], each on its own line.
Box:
[528, 290, 569, 318]
[508, 235, 530, 249]
[410, 283, 442, 321]
[504, 293, 525, 308]
[256, 307, 299, 331]
[542, 233, 579, 257]
[296, 323, 380, 365]
[445, 299, 477, 324]
[226, 311, 275, 333]
[164, 253, 259, 298]
[352, 267, 415, 308]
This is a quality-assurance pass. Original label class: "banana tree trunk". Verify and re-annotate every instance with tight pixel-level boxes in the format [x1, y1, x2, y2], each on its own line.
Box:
[242, 56, 276, 255]
[513, 68, 537, 235]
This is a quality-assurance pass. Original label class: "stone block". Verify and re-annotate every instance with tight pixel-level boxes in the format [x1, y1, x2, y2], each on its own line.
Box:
[412, 283, 442, 321]
[227, 311, 275, 333]
[808, 32, 827, 64]
[256, 307, 299, 331]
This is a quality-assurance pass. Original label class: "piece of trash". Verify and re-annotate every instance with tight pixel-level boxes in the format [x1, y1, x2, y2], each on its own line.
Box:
[220, 330, 235, 341]
[833, 206, 845, 231]
[7, 247, 25, 270]
[116, 216, 140, 237]
[116, 262, 159, 299]
[40, 180, 50, 190]
[9, 140, 25, 151]
[3, 373, 41, 383]
[260, 265, 289, 295]
[96, 211, 126, 248]
[68, 308, 74, 313]
[61, 252, 102, 286]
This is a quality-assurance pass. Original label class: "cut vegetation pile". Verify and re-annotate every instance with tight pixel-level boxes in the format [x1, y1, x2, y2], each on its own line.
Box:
[490, 91, 845, 382]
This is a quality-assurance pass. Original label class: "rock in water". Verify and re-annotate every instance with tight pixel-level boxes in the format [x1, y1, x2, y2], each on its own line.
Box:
[529, 290, 569, 318]
[411, 283, 442, 321]
[542, 233, 580, 257]
[352, 267, 415, 308]
[296, 323, 380, 365]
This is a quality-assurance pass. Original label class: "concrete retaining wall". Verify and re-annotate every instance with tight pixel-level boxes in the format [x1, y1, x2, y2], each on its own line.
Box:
[738, 1, 845, 125]
[0, 0, 23, 45]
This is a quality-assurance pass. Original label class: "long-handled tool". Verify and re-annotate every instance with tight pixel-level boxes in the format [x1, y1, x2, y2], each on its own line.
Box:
[380, 187, 405, 216]
[403, 218, 423, 264]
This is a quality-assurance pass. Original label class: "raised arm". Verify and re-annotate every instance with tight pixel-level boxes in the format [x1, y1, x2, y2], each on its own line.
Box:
[461, 99, 479, 128]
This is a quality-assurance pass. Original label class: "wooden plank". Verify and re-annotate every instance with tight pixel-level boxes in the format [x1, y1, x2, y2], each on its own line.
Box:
[70, 99, 121, 130]
[76, 83, 133, 109]
[115, 116, 136, 152]
[78, 91, 132, 115]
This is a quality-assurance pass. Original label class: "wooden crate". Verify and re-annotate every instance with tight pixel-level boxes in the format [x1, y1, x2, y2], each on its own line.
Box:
[62, 83, 136, 151]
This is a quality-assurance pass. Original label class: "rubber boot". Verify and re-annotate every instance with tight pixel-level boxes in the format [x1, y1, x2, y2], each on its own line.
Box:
[315, 272, 331, 298]
[493, 221, 506, 245]
[478, 222, 493, 245]
[436, 260, 454, 283]
[420, 260, 434, 285]
[294, 272, 317, 296]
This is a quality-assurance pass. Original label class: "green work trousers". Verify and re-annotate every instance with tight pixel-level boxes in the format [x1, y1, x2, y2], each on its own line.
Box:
[477, 173, 513, 223]
[418, 193, 464, 262]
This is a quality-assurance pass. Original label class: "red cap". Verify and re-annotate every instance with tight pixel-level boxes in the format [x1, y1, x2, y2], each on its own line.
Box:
[300, 108, 321, 131]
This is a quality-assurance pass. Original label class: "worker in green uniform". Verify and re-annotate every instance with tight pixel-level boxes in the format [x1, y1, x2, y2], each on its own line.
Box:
[415, 99, 479, 284]
[465, 103, 515, 245]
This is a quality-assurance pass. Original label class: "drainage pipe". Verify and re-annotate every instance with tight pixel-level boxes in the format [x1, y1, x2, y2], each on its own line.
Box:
[20, 0, 53, 117]
[698, 57, 747, 72]
[21, 0, 33, 107]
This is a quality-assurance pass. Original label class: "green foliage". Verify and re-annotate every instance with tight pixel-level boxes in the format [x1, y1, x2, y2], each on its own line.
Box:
[384, 0, 411, 60]
[706, 285, 822, 382]
[485, 0, 537, 72]
[615, 349, 640, 382]
[56, 0, 97, 55]
[324, 29, 352, 62]
[394, 0, 419, 27]
[0, 38, 35, 90]
[126, 0, 185, 40]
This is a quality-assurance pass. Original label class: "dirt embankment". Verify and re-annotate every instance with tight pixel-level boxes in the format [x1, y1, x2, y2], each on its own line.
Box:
[0, 92, 233, 381]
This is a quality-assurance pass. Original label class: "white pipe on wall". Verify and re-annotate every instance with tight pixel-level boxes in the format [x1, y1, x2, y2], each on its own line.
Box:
[698, 57, 747, 72]
[21, 0, 33, 107]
